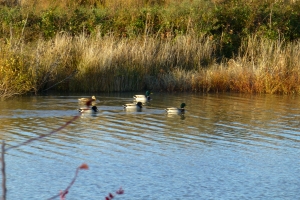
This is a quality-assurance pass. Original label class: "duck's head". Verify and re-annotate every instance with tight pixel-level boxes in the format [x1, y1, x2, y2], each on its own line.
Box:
[180, 103, 186, 108]
[91, 96, 96, 100]
[91, 106, 99, 112]
[145, 91, 150, 96]
[137, 102, 143, 108]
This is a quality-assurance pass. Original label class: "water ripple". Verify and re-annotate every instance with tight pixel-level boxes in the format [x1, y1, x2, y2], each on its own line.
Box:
[0, 93, 300, 199]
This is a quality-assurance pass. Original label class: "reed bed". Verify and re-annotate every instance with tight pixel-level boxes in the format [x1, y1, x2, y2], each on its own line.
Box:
[1, 0, 300, 99]
[1, 31, 300, 99]
[69, 32, 218, 92]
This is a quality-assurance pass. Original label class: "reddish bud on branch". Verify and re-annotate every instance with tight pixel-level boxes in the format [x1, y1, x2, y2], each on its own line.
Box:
[79, 163, 89, 170]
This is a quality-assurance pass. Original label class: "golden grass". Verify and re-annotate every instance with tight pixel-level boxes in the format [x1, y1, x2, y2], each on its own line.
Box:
[67, 32, 215, 92]
[2, 31, 300, 99]
[19, 0, 188, 12]
[172, 35, 300, 94]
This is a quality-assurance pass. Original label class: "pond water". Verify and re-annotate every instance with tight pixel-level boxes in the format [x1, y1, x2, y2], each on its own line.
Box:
[0, 92, 299, 200]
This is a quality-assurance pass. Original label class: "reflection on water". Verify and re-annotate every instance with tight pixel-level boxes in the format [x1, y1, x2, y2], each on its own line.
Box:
[0, 93, 299, 199]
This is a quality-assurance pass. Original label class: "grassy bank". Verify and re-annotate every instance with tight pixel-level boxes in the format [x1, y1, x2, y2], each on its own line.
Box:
[1, 0, 300, 99]
[1, 32, 300, 98]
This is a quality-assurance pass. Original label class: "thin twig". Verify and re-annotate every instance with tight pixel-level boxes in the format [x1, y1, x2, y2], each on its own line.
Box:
[1, 141, 7, 200]
[42, 70, 78, 92]
[46, 168, 80, 200]
[5, 99, 95, 151]
[5, 115, 80, 151]
[5, 99, 93, 152]
[47, 164, 89, 200]
[2, 100, 92, 200]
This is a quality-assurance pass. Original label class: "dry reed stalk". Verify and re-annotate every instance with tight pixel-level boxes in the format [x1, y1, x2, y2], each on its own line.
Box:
[231, 36, 300, 94]
[29, 34, 76, 92]
[5, 28, 300, 95]
[211, 71, 230, 93]
[20, 0, 188, 10]
[68, 32, 213, 92]
[104, 0, 184, 10]
[159, 69, 196, 92]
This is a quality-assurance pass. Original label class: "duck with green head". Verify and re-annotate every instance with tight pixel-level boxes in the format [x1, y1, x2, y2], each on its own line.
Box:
[123, 102, 143, 111]
[165, 103, 186, 114]
[133, 91, 151, 102]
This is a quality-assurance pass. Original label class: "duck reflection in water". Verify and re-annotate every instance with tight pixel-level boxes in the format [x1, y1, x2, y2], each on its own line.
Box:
[166, 112, 186, 120]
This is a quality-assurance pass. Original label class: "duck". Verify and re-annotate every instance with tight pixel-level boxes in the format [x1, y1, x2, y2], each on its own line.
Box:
[123, 102, 143, 111]
[78, 96, 96, 103]
[78, 106, 99, 113]
[133, 91, 151, 102]
[165, 103, 186, 114]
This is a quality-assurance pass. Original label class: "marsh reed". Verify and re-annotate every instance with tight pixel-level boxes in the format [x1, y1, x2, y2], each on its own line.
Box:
[1, 0, 300, 98]
[2, 31, 300, 98]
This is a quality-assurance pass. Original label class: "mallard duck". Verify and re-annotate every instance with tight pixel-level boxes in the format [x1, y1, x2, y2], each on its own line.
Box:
[123, 102, 143, 111]
[78, 96, 96, 103]
[165, 103, 186, 114]
[133, 91, 151, 102]
[78, 106, 99, 113]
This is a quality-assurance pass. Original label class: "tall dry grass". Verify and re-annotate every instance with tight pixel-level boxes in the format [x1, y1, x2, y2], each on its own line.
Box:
[20, 0, 187, 9]
[2, 31, 300, 99]
[65, 32, 215, 92]
[229, 36, 300, 94]
[46, 33, 300, 94]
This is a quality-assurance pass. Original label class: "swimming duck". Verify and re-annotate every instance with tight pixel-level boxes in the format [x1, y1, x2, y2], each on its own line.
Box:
[123, 102, 143, 111]
[78, 106, 99, 113]
[133, 91, 151, 102]
[78, 96, 96, 103]
[165, 103, 186, 114]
